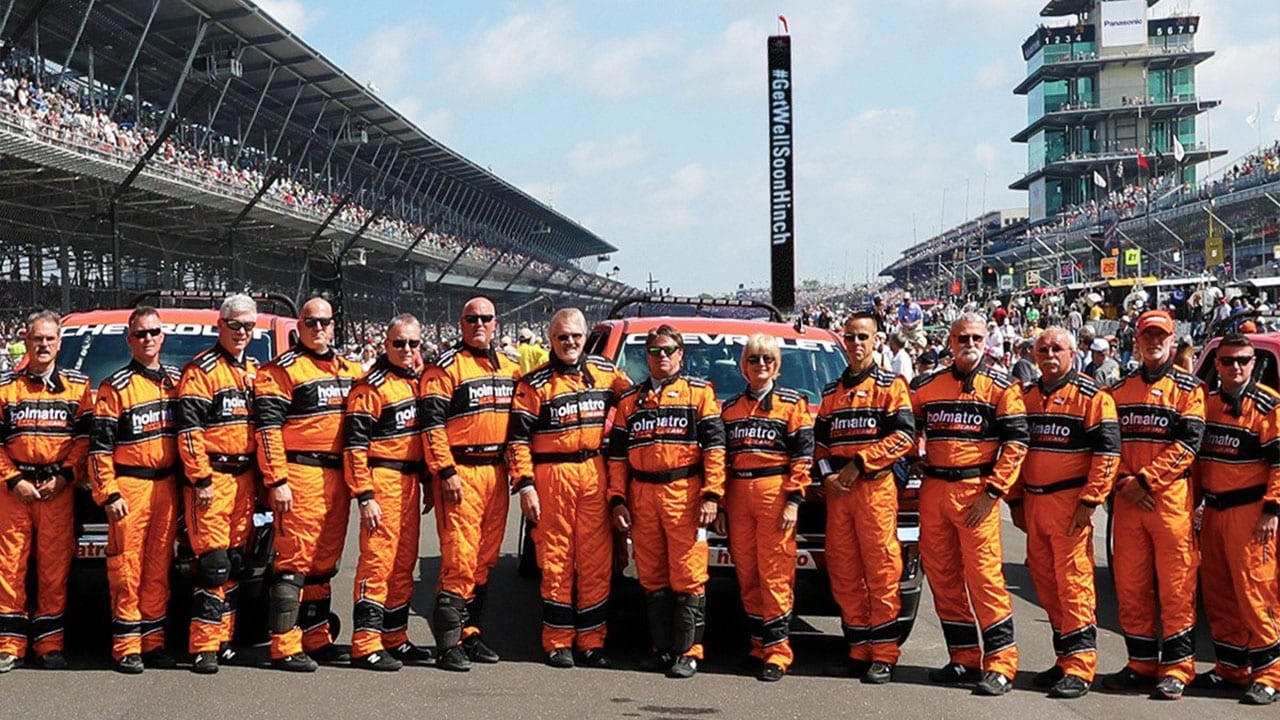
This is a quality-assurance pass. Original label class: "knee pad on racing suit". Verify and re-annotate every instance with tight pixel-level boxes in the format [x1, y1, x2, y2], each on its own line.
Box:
[196, 549, 231, 589]
[269, 571, 304, 635]
[226, 547, 246, 581]
[299, 571, 336, 634]
[645, 589, 676, 653]
[434, 592, 468, 650]
[672, 593, 707, 657]
[466, 584, 488, 629]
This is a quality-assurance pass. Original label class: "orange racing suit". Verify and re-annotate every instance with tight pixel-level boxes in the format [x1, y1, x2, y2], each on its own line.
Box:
[607, 372, 726, 661]
[815, 366, 914, 666]
[1196, 380, 1280, 689]
[176, 345, 258, 656]
[90, 361, 182, 661]
[910, 364, 1027, 679]
[0, 367, 92, 658]
[721, 383, 813, 671]
[343, 357, 424, 660]
[1110, 360, 1204, 683]
[254, 345, 360, 660]
[507, 355, 632, 654]
[1008, 371, 1119, 683]
[420, 343, 520, 650]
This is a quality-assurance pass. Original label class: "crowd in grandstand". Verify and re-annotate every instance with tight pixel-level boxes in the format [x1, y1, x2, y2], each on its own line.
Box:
[0, 63, 590, 289]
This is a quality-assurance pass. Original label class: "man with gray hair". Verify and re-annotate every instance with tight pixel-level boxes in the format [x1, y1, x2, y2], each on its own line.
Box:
[177, 294, 260, 673]
[0, 310, 93, 672]
[507, 308, 632, 669]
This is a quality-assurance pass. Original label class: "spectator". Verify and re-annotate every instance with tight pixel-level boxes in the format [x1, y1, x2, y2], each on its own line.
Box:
[1010, 339, 1039, 384]
[887, 334, 914, 382]
[1086, 338, 1120, 385]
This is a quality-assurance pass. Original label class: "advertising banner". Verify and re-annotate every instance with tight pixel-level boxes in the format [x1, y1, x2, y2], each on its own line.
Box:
[767, 34, 796, 312]
[1101, 0, 1148, 47]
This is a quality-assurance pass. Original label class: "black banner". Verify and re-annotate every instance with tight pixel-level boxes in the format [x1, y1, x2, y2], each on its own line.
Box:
[767, 34, 795, 313]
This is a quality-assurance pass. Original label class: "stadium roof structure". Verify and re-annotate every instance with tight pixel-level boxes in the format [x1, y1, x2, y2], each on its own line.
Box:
[1039, 0, 1160, 18]
[1, 0, 615, 262]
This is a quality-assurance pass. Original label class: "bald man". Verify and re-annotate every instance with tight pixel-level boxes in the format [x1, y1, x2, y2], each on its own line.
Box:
[421, 297, 521, 671]
[255, 297, 362, 671]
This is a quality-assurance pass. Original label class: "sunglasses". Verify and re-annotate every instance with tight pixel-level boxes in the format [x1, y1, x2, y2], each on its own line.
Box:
[843, 333, 872, 342]
[1218, 355, 1254, 367]
[131, 327, 162, 339]
[222, 319, 256, 332]
[555, 332, 584, 342]
[463, 314, 495, 324]
[391, 339, 422, 349]
[747, 354, 776, 365]
[646, 345, 680, 357]
[302, 317, 334, 329]
[1035, 345, 1068, 355]
[953, 334, 985, 344]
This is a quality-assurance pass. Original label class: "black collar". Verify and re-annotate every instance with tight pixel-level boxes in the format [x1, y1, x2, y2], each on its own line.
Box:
[646, 372, 682, 397]
[1140, 358, 1174, 384]
[296, 343, 334, 361]
[214, 343, 246, 368]
[746, 382, 775, 412]
[1220, 379, 1254, 418]
[1037, 369, 1076, 397]
[129, 358, 172, 387]
[840, 364, 875, 389]
[951, 361, 981, 393]
[376, 354, 418, 380]
[20, 365, 63, 394]
[459, 341, 501, 368]
[550, 354, 594, 387]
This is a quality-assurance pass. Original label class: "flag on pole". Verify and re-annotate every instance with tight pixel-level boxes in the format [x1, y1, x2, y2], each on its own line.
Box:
[1173, 136, 1186, 163]
[1093, 170, 1107, 188]
[1247, 110, 1259, 127]
[1274, 104, 1280, 123]
[1137, 152, 1149, 171]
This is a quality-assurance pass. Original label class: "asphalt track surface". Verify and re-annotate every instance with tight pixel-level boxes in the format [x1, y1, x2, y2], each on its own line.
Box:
[0, 503, 1260, 720]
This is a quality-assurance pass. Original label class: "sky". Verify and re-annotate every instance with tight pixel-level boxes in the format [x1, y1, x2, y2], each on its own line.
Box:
[254, 0, 1280, 295]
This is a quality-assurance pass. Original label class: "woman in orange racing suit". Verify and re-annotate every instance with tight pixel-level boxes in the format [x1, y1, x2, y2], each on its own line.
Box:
[713, 334, 813, 682]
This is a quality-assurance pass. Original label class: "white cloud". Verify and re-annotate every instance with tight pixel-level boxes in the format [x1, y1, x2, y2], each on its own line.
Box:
[349, 24, 433, 97]
[582, 32, 673, 100]
[973, 142, 1000, 174]
[567, 132, 650, 175]
[975, 60, 1012, 90]
[447, 5, 580, 99]
[685, 18, 765, 98]
[256, 0, 324, 35]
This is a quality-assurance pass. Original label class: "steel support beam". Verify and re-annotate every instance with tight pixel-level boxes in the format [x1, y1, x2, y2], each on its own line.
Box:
[56, 0, 96, 89]
[269, 80, 306, 159]
[0, 0, 52, 63]
[233, 63, 278, 164]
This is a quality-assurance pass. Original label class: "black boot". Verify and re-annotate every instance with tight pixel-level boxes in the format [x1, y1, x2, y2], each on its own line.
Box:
[645, 588, 676, 657]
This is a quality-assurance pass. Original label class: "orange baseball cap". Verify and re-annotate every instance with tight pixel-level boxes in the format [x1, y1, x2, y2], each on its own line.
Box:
[1136, 310, 1175, 335]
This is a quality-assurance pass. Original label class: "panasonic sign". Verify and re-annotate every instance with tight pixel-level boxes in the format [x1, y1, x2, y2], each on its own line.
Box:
[1100, 0, 1148, 48]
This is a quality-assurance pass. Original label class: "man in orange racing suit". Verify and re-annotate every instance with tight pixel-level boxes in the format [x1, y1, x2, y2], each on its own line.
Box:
[910, 312, 1027, 696]
[608, 324, 726, 680]
[1007, 327, 1119, 699]
[255, 297, 360, 672]
[177, 294, 260, 674]
[0, 310, 92, 673]
[344, 313, 435, 672]
[508, 308, 632, 670]
[816, 312, 913, 685]
[715, 333, 813, 682]
[421, 296, 520, 672]
[1193, 334, 1280, 705]
[1101, 310, 1204, 700]
[90, 306, 181, 674]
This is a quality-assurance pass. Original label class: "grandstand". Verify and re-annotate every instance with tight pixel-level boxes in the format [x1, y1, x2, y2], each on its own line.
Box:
[880, 0, 1280, 298]
[0, 0, 634, 332]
